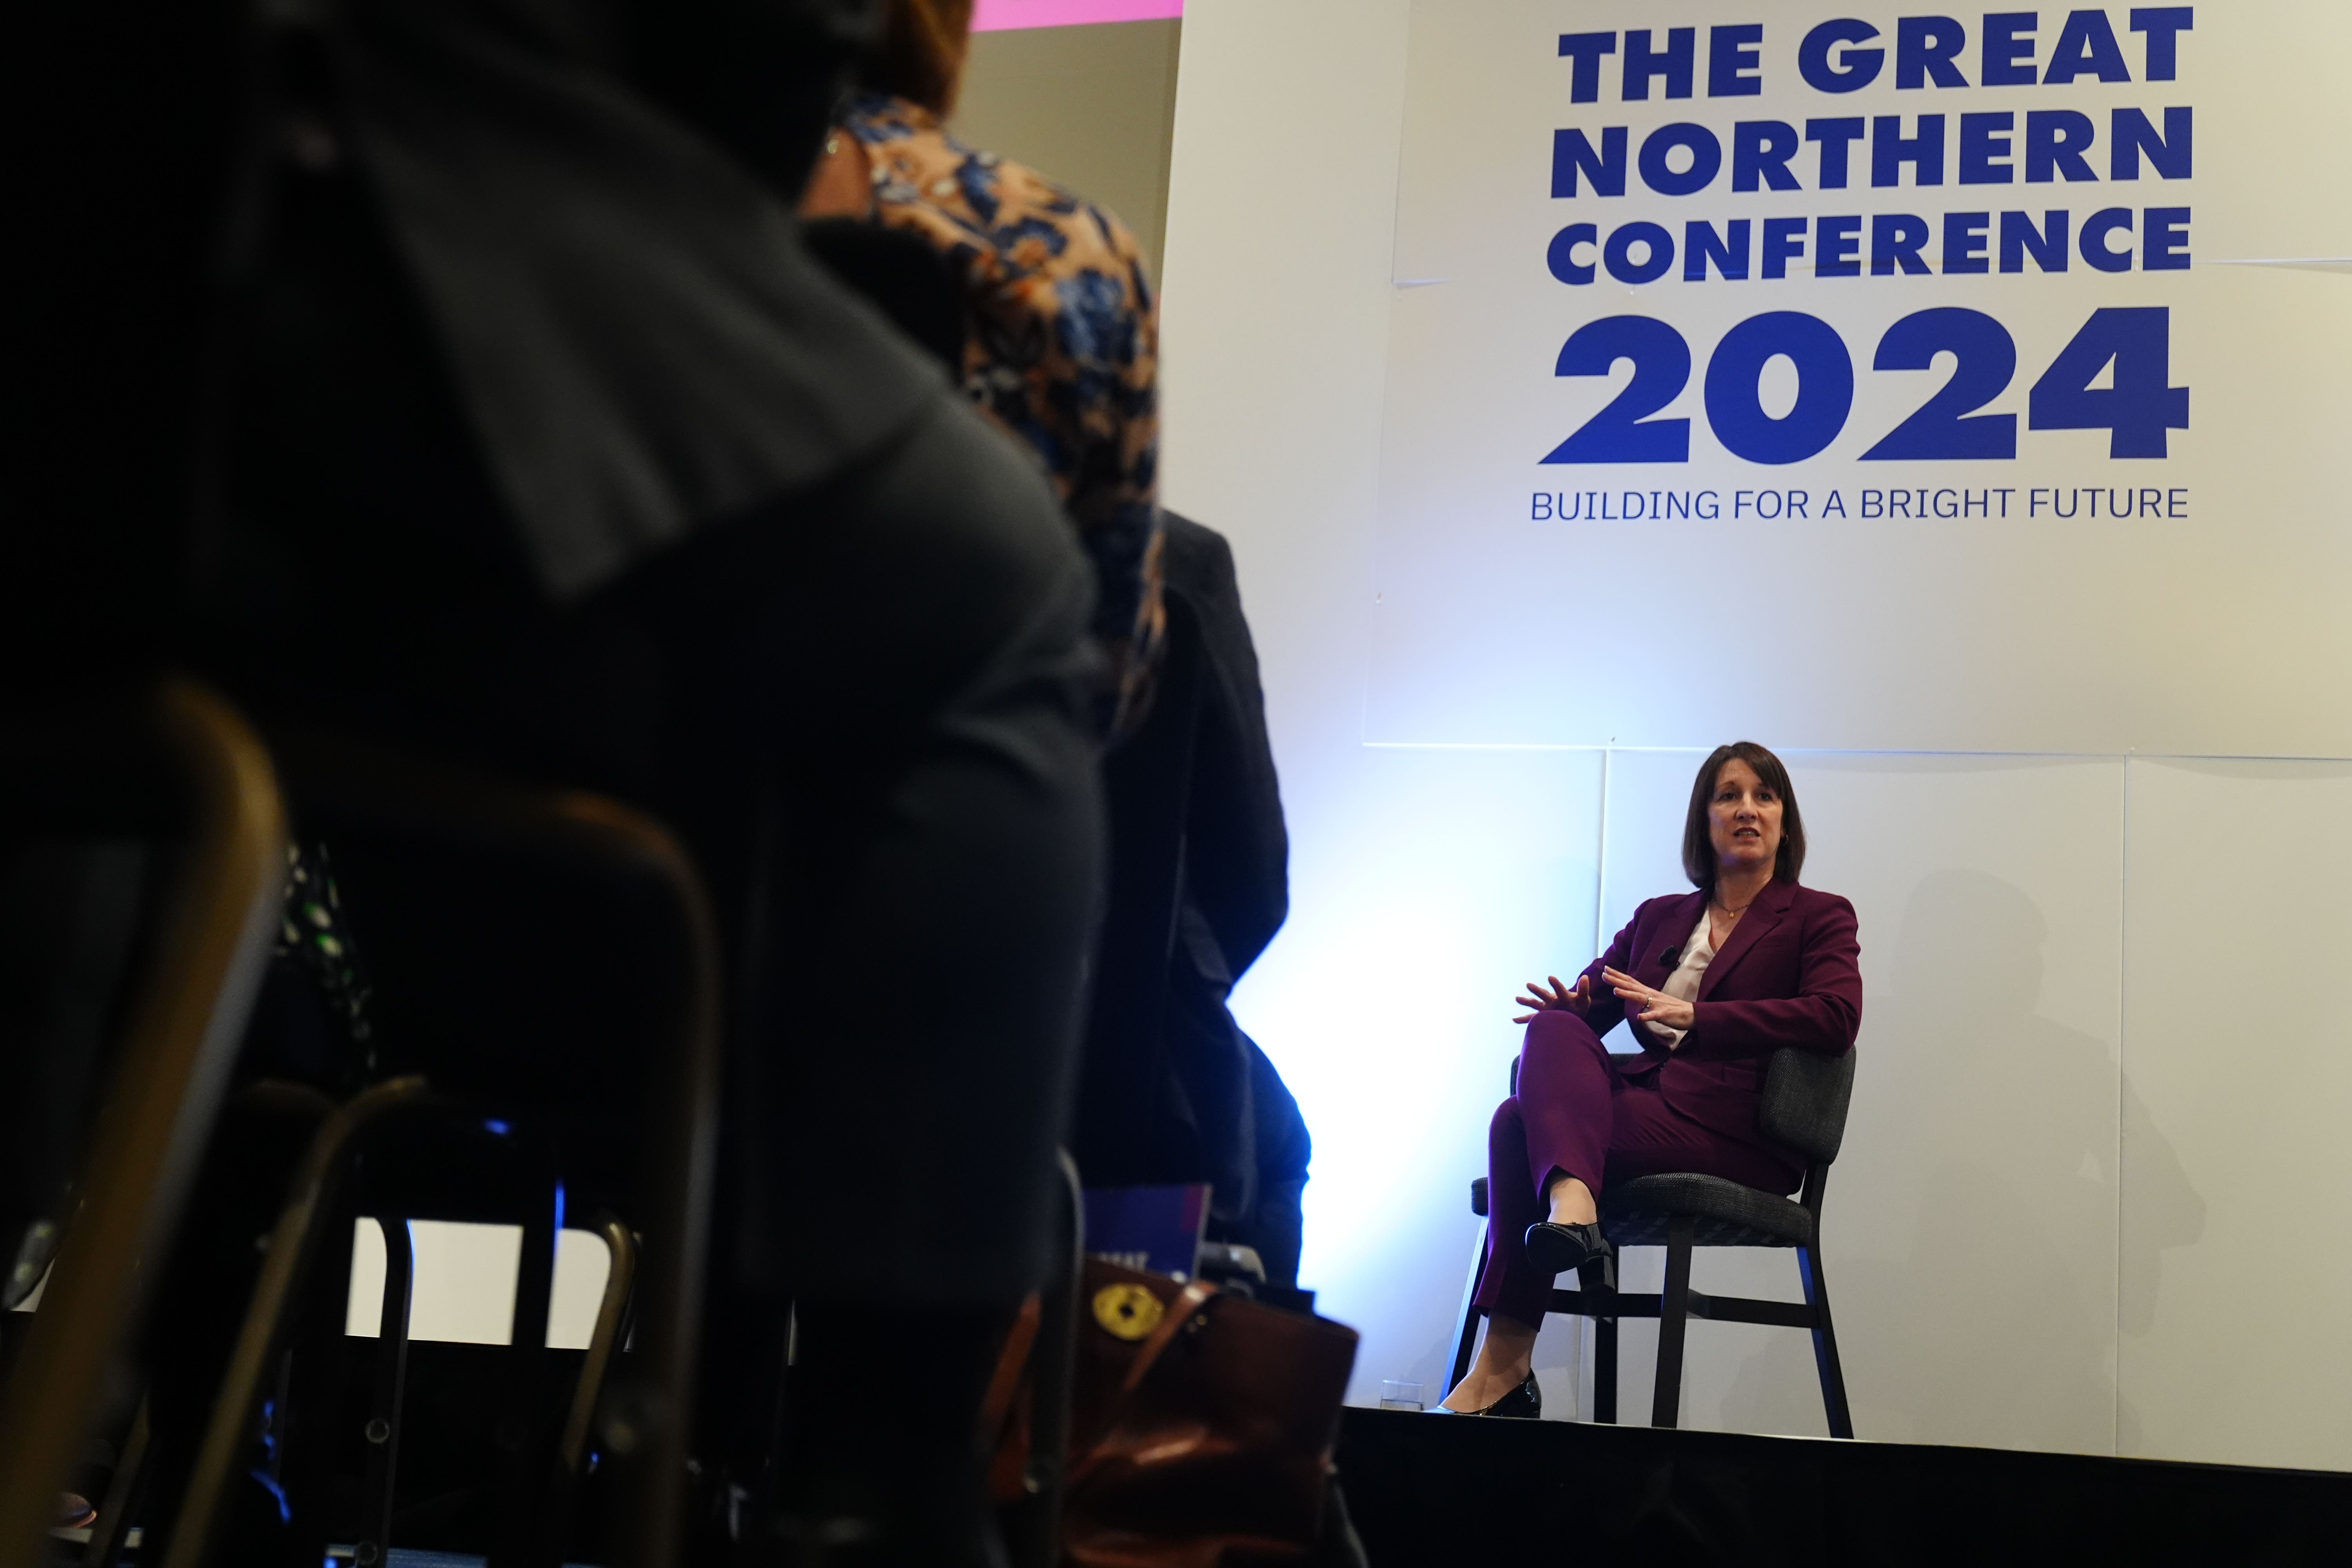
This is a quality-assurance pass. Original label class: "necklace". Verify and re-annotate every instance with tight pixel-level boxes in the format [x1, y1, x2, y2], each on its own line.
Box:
[1711, 892, 1759, 916]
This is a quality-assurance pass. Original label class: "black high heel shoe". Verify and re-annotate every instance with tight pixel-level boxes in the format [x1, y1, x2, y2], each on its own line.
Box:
[1435, 1372, 1541, 1419]
[1524, 1220, 1610, 1277]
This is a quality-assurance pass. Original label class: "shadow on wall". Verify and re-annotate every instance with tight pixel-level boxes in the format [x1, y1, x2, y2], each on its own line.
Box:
[1721, 868, 2203, 1454]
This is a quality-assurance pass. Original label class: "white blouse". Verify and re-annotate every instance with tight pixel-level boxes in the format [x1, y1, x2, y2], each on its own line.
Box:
[1649, 906, 1718, 1052]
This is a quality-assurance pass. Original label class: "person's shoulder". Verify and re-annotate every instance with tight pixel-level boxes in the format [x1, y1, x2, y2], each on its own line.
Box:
[1632, 890, 1704, 925]
[1160, 512, 1235, 599]
[867, 388, 1062, 527]
[1786, 884, 1859, 926]
[844, 100, 982, 241]
[849, 94, 1148, 292]
[843, 388, 1091, 594]
[840, 92, 949, 160]
[951, 140, 1149, 287]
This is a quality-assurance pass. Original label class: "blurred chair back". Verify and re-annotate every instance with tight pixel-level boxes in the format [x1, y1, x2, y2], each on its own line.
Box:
[161, 736, 719, 1568]
[0, 680, 288, 1568]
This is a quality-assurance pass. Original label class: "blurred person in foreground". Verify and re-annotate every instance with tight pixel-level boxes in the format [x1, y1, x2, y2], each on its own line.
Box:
[799, 0, 1164, 731]
[791, 6, 1322, 1285]
[20, 1, 1104, 1563]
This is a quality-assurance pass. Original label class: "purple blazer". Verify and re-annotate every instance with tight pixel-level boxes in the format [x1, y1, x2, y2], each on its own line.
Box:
[1577, 880, 1862, 1154]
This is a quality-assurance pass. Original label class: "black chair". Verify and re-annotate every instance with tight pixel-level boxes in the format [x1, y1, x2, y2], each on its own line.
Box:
[155, 735, 721, 1568]
[1450, 1048, 1857, 1437]
[0, 680, 288, 1568]
[997, 1151, 1084, 1568]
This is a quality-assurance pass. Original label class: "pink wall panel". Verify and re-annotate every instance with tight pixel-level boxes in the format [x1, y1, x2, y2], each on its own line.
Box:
[972, 0, 1181, 31]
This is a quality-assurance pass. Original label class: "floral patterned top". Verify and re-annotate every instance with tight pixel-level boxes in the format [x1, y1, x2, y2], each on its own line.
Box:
[837, 91, 1164, 682]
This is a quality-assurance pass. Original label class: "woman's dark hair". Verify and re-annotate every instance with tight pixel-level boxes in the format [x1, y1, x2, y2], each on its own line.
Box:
[1681, 741, 1806, 889]
[627, 0, 883, 201]
[862, 0, 975, 116]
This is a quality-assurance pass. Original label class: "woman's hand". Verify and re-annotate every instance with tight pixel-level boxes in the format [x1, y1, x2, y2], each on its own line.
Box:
[1512, 973, 1591, 1024]
[1602, 967, 1694, 1036]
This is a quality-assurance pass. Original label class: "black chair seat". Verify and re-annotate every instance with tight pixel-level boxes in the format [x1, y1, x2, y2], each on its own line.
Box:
[1604, 1174, 1813, 1250]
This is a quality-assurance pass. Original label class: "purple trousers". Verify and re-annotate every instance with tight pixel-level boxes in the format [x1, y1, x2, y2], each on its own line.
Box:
[1472, 1010, 1799, 1328]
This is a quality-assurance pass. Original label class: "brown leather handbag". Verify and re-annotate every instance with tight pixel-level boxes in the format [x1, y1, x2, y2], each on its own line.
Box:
[992, 1260, 1359, 1567]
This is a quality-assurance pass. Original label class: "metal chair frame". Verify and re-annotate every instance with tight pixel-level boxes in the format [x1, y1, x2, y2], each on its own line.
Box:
[1002, 1151, 1083, 1568]
[160, 737, 721, 1568]
[1450, 1052, 1854, 1438]
[0, 680, 289, 1568]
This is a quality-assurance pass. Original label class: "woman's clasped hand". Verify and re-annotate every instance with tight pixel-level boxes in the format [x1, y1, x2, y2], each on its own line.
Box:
[1602, 967, 1694, 1034]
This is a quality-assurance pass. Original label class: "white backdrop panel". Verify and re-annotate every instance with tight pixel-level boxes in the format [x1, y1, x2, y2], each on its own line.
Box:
[1372, 1, 2352, 754]
[2118, 758, 2352, 1471]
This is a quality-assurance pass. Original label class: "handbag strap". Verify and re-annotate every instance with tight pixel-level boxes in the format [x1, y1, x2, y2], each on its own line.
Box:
[978, 1290, 1043, 1444]
[1118, 1279, 1220, 1395]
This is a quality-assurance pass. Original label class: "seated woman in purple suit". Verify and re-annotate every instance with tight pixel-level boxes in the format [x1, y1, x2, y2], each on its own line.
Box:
[1439, 741, 1862, 1416]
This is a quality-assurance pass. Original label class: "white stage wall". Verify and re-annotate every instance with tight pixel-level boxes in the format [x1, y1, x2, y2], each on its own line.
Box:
[1159, 0, 2352, 1469]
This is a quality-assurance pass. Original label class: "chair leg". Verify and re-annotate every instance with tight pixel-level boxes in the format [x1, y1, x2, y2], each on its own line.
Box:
[82, 1398, 149, 1568]
[1651, 1219, 1694, 1430]
[1592, 1323, 1618, 1423]
[1448, 1220, 1489, 1392]
[535, 1217, 642, 1560]
[0, 682, 288, 1568]
[558, 1217, 640, 1476]
[357, 1218, 415, 1568]
[163, 1077, 432, 1568]
[1014, 1151, 1085, 1568]
[1797, 1245, 1855, 1439]
[490, 1198, 560, 1568]
[1582, 1253, 1617, 1425]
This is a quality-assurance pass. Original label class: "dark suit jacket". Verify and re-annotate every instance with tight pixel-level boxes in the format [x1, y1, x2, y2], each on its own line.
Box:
[1076, 515, 1292, 1216]
[1578, 880, 1862, 1155]
[1165, 514, 1288, 978]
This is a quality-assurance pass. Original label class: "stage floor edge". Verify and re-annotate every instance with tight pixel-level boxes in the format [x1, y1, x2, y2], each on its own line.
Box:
[1335, 1405, 2352, 1566]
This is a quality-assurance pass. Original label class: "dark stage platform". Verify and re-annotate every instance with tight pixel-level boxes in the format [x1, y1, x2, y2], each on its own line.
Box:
[1336, 1407, 2352, 1566]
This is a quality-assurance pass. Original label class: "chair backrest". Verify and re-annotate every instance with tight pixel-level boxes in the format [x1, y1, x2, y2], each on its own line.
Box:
[264, 734, 721, 1568]
[1758, 1046, 1857, 1167]
[0, 680, 287, 1568]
